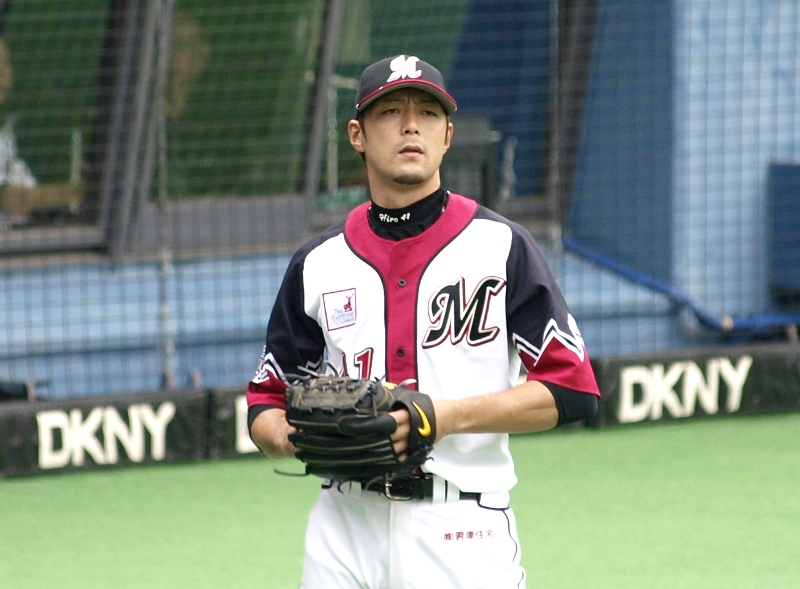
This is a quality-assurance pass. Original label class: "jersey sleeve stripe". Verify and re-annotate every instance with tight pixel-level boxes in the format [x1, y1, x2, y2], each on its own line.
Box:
[246, 379, 287, 408]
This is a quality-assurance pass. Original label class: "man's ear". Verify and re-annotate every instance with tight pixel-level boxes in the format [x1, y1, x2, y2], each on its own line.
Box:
[348, 119, 365, 154]
[443, 120, 454, 151]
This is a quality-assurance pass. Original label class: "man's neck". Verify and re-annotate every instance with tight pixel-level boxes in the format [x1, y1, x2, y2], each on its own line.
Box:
[367, 173, 442, 209]
[368, 188, 447, 241]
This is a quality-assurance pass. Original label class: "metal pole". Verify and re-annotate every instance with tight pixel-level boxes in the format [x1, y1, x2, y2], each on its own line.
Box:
[303, 0, 345, 223]
[546, 0, 563, 251]
[109, 0, 161, 260]
[326, 75, 359, 197]
[156, 0, 177, 388]
[97, 0, 143, 240]
[326, 85, 338, 195]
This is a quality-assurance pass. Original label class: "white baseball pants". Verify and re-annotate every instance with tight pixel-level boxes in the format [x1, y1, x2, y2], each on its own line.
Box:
[299, 481, 526, 589]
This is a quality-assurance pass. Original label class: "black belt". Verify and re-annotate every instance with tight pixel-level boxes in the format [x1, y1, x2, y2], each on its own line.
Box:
[325, 475, 481, 502]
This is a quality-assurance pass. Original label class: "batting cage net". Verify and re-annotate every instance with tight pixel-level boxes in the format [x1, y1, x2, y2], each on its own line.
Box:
[1, 0, 799, 401]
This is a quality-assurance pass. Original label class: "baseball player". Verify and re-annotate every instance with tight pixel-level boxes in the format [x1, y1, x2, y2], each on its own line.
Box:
[247, 54, 601, 589]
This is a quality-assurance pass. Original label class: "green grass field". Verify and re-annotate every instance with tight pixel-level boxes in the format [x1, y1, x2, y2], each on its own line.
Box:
[2, 413, 799, 588]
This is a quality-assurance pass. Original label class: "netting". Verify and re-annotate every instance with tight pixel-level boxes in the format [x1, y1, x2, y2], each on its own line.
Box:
[0, 0, 799, 400]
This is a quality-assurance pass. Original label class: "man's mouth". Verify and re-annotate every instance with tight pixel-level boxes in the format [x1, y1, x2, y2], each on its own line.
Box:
[400, 145, 423, 155]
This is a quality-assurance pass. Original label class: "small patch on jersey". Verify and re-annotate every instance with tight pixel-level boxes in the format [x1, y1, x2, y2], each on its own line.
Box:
[323, 288, 357, 330]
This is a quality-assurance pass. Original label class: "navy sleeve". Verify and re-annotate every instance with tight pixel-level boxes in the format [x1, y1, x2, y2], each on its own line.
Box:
[492, 210, 600, 395]
[264, 247, 327, 377]
[246, 225, 343, 417]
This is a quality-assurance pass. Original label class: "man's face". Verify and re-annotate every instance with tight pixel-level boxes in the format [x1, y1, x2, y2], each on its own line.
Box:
[349, 88, 453, 189]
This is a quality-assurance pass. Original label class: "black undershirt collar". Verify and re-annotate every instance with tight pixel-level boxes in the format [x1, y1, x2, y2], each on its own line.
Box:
[367, 188, 448, 241]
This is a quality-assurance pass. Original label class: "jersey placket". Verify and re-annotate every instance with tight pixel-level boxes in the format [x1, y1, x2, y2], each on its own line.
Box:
[384, 242, 424, 385]
[344, 195, 479, 387]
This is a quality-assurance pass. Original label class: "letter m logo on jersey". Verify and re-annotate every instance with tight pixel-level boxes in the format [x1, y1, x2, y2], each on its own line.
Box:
[422, 277, 506, 348]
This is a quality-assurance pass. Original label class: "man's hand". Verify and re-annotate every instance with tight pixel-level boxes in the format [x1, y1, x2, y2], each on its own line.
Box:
[388, 408, 411, 459]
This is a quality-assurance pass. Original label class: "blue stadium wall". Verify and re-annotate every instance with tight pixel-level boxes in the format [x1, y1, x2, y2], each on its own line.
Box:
[568, 0, 673, 284]
[447, 0, 552, 199]
[568, 0, 800, 320]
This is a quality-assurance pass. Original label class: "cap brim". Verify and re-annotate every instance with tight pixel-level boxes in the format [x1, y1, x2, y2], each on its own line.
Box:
[356, 79, 457, 115]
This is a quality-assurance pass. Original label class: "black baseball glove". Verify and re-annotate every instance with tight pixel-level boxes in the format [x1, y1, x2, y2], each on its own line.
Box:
[285, 376, 436, 481]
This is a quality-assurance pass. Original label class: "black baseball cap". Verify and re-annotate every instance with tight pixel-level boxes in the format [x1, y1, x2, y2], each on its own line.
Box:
[355, 54, 457, 116]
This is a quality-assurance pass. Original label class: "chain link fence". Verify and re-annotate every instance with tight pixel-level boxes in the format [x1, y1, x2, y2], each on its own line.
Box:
[1, 0, 799, 400]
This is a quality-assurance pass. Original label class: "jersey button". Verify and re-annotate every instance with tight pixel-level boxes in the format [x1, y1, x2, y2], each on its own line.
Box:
[397, 278, 407, 287]
[396, 347, 405, 357]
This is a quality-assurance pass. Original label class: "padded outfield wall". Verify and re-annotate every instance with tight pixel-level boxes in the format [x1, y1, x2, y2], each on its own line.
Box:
[2, 343, 798, 477]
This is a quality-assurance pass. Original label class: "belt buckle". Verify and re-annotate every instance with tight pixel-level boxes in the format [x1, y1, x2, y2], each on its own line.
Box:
[383, 478, 413, 501]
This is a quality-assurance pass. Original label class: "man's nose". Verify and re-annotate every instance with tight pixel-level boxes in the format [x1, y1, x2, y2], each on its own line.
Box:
[401, 111, 420, 134]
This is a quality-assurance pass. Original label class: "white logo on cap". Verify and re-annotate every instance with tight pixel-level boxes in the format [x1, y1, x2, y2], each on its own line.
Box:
[387, 55, 422, 82]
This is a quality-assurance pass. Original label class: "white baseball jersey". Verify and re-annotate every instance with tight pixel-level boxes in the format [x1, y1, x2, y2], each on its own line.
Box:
[247, 193, 599, 493]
